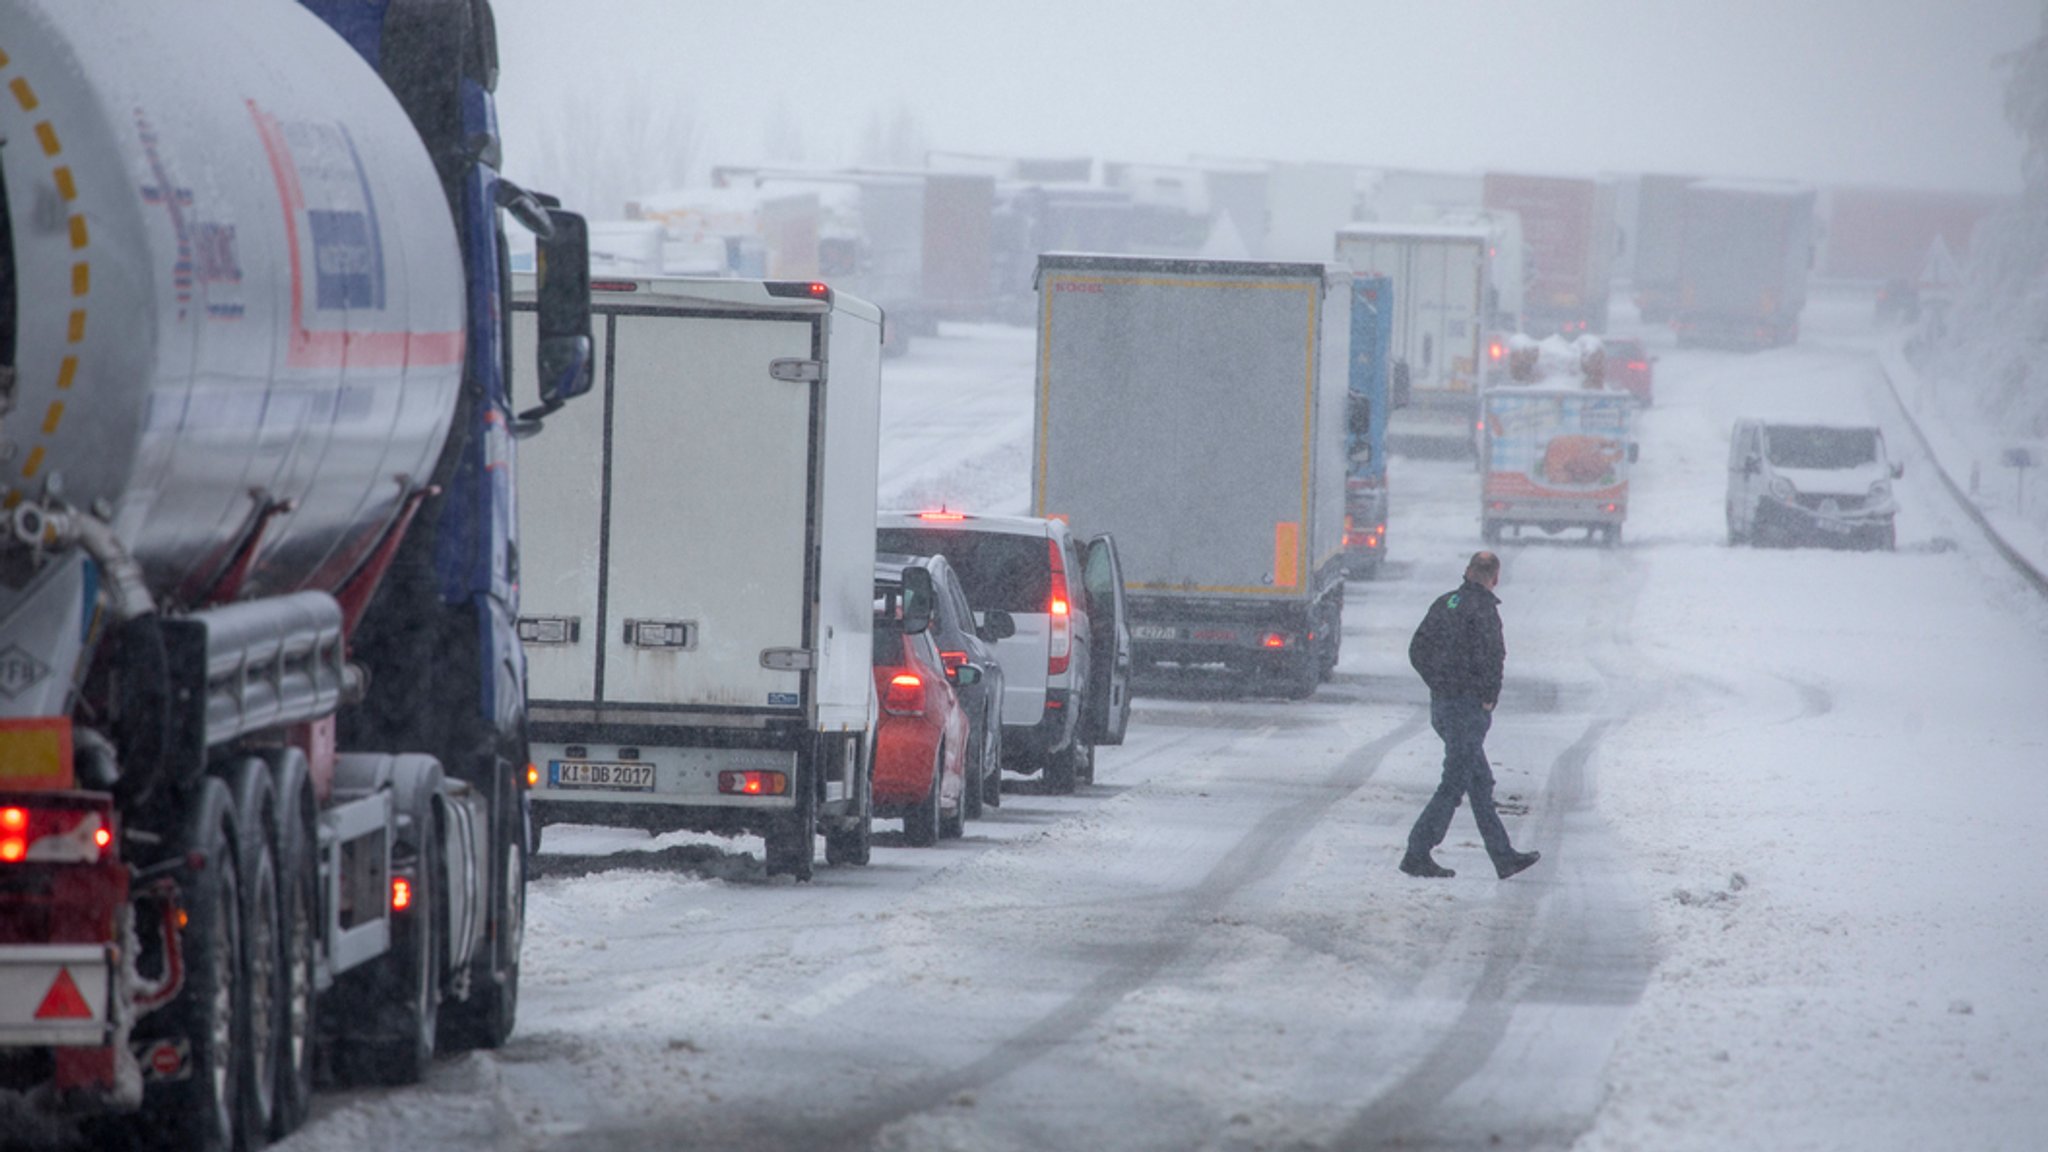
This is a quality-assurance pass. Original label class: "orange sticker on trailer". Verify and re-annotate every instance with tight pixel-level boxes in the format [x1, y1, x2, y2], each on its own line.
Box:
[0, 718, 75, 790]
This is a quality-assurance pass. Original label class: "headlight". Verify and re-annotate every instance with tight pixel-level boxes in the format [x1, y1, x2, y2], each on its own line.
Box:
[1868, 479, 1891, 499]
[1769, 476, 1794, 500]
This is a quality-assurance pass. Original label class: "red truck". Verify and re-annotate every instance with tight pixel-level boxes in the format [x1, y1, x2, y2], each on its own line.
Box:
[1483, 172, 1617, 338]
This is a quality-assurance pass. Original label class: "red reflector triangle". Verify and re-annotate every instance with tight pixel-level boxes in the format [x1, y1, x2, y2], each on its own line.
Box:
[35, 968, 93, 1020]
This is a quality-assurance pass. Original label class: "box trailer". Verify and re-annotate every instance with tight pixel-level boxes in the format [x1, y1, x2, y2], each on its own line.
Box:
[1483, 172, 1617, 337]
[512, 278, 884, 880]
[1334, 222, 1493, 456]
[1674, 180, 1817, 351]
[1033, 254, 1349, 698]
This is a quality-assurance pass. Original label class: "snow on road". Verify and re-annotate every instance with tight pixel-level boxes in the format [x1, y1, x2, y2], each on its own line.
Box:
[270, 290, 2048, 1152]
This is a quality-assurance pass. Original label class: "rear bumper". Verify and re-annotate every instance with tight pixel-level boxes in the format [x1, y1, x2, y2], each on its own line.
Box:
[1127, 596, 1320, 666]
[1001, 689, 1078, 767]
[1755, 497, 1893, 544]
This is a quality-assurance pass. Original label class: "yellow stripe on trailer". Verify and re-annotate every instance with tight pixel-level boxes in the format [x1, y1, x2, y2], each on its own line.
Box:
[0, 718, 75, 791]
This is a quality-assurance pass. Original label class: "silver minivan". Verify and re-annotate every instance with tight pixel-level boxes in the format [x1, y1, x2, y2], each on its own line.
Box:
[1727, 419, 1902, 550]
[877, 510, 1132, 794]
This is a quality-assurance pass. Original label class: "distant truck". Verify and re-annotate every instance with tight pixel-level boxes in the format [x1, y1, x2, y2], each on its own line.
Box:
[1632, 174, 1698, 322]
[1033, 254, 1349, 697]
[1334, 222, 1493, 456]
[1483, 172, 1616, 337]
[1814, 184, 2008, 284]
[1481, 336, 1639, 546]
[513, 278, 885, 880]
[1674, 180, 1817, 351]
[1345, 275, 1396, 575]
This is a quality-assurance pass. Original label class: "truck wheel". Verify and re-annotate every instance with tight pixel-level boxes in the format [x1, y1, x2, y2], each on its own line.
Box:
[825, 743, 872, 867]
[905, 746, 943, 846]
[1603, 524, 1623, 547]
[442, 829, 524, 1050]
[1482, 520, 1503, 544]
[1282, 653, 1319, 700]
[1074, 740, 1095, 786]
[374, 809, 443, 1085]
[266, 755, 318, 1137]
[224, 760, 283, 1144]
[764, 764, 817, 880]
[143, 778, 242, 1152]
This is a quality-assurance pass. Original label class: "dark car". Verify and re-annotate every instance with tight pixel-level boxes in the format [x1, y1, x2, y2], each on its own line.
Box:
[876, 553, 1013, 817]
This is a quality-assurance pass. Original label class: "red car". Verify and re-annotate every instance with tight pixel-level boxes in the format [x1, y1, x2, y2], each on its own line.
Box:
[1603, 336, 1655, 406]
[872, 573, 976, 846]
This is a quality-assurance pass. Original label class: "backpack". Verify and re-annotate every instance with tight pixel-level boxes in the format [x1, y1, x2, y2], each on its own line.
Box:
[1408, 592, 1460, 691]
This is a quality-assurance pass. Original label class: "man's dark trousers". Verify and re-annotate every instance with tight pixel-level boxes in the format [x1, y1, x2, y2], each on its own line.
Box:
[1407, 694, 1515, 863]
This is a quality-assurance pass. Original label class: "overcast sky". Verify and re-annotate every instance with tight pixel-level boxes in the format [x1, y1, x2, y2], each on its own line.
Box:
[495, 0, 2039, 198]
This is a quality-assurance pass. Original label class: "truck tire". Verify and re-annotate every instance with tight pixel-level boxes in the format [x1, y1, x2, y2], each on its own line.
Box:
[141, 778, 242, 1152]
[825, 740, 872, 867]
[267, 757, 318, 1136]
[333, 793, 442, 1086]
[223, 759, 284, 1144]
[764, 759, 817, 880]
[1482, 520, 1503, 544]
[442, 827, 524, 1050]
[1281, 652, 1320, 700]
[1074, 740, 1095, 786]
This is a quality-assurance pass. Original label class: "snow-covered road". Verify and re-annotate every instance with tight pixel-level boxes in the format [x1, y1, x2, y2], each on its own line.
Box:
[274, 290, 2048, 1152]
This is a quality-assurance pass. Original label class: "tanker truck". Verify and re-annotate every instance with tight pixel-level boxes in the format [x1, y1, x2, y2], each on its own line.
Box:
[0, 1, 592, 1148]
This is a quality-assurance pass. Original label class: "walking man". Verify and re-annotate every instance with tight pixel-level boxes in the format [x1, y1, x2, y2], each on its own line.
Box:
[1401, 551, 1541, 880]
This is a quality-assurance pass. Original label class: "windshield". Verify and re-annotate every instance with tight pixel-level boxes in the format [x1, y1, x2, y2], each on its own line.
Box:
[876, 528, 1050, 613]
[1764, 426, 1880, 469]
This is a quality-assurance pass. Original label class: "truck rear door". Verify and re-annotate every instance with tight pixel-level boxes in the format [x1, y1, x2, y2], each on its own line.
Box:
[600, 312, 816, 712]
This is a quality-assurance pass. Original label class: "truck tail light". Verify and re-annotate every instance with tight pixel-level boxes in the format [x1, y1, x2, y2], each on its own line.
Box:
[883, 673, 926, 716]
[0, 802, 115, 864]
[1262, 633, 1290, 649]
[1047, 540, 1072, 676]
[718, 771, 789, 795]
[391, 877, 413, 913]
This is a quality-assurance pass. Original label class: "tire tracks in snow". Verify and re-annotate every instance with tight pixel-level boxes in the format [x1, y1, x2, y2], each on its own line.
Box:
[572, 710, 1429, 1152]
[1332, 545, 1658, 1151]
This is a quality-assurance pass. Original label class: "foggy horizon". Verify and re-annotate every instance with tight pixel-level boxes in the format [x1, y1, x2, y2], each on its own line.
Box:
[495, 0, 2039, 212]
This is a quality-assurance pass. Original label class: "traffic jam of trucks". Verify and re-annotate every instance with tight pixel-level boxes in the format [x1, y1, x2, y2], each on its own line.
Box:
[3, 1, 1978, 1142]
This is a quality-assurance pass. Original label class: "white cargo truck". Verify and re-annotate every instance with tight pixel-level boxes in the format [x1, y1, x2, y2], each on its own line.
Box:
[512, 278, 884, 879]
[1333, 222, 1495, 457]
[1033, 254, 1349, 698]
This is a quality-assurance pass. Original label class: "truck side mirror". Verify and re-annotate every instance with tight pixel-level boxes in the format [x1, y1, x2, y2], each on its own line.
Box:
[1347, 393, 1372, 440]
[1627, 443, 1640, 464]
[530, 208, 595, 419]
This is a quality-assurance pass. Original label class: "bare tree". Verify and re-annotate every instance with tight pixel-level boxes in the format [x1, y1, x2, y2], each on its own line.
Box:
[516, 76, 700, 218]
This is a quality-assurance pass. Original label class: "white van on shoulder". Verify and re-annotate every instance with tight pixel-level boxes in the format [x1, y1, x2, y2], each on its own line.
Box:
[1727, 419, 1902, 551]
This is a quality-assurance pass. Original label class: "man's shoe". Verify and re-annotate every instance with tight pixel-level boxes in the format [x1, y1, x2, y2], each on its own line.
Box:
[1495, 850, 1542, 880]
[1399, 854, 1455, 879]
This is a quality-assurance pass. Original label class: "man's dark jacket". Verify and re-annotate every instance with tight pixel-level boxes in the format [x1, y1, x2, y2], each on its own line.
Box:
[1408, 580, 1505, 705]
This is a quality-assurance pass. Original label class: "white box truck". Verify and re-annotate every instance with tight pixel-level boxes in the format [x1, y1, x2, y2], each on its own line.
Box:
[512, 278, 884, 880]
[1334, 222, 1495, 456]
[1033, 254, 1349, 698]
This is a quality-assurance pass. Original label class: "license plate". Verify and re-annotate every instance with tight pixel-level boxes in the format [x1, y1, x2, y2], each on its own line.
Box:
[549, 761, 656, 791]
[1132, 625, 1182, 641]
[1814, 517, 1855, 534]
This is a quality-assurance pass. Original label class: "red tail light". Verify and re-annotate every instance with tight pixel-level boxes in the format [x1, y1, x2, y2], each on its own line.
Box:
[883, 672, 926, 715]
[940, 651, 968, 673]
[718, 770, 789, 795]
[1262, 633, 1289, 649]
[0, 802, 114, 865]
[1628, 359, 1649, 372]
[392, 877, 413, 913]
[919, 508, 967, 521]
[1047, 539, 1072, 676]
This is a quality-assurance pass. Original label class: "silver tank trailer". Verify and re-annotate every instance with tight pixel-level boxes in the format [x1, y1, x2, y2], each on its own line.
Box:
[0, 0, 465, 607]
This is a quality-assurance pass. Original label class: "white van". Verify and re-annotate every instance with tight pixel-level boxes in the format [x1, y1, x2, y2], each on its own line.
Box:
[1726, 419, 1902, 550]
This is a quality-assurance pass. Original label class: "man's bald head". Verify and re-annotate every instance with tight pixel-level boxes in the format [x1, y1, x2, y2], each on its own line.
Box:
[1466, 551, 1500, 587]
